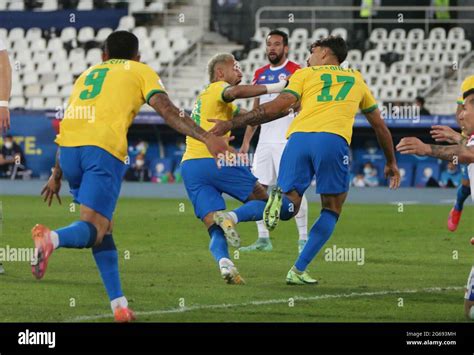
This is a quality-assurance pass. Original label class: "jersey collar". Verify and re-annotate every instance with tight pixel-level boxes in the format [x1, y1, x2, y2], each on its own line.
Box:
[269, 59, 289, 71]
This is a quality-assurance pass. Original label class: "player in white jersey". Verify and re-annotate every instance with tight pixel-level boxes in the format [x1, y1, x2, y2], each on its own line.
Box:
[239, 30, 308, 253]
[397, 84, 474, 320]
[0, 37, 12, 274]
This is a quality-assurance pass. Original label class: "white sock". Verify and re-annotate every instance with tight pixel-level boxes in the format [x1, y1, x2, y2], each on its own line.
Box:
[110, 296, 128, 312]
[218, 257, 234, 269]
[228, 211, 238, 224]
[295, 194, 308, 241]
[256, 220, 270, 239]
[50, 230, 60, 249]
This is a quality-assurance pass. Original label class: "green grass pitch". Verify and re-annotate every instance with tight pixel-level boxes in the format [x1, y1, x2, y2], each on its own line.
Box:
[0, 195, 472, 322]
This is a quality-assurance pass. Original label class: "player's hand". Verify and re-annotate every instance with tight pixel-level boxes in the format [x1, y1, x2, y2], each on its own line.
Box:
[203, 133, 236, 167]
[0, 107, 10, 133]
[41, 170, 62, 206]
[384, 163, 401, 189]
[208, 119, 233, 136]
[396, 137, 432, 156]
[239, 141, 250, 155]
[430, 125, 462, 144]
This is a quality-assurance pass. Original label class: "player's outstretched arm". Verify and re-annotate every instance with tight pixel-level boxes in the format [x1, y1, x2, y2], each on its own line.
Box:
[430, 125, 464, 144]
[148, 93, 233, 158]
[397, 137, 474, 164]
[364, 108, 400, 189]
[0, 48, 12, 133]
[209, 92, 297, 136]
[222, 80, 287, 102]
[240, 98, 260, 154]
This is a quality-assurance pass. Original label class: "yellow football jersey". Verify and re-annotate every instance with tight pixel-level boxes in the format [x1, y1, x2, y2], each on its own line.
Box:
[182, 81, 239, 161]
[55, 59, 166, 161]
[457, 75, 474, 104]
[283, 65, 377, 144]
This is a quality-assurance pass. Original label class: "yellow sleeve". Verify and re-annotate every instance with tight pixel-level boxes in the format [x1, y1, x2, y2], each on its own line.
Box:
[215, 81, 234, 103]
[281, 68, 305, 100]
[139, 64, 167, 105]
[360, 81, 378, 113]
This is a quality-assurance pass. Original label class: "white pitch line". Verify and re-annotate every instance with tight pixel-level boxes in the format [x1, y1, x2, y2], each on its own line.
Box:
[67, 286, 464, 322]
[389, 201, 420, 205]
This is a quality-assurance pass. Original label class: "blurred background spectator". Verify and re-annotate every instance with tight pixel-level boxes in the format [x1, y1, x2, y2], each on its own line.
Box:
[415, 96, 431, 116]
[362, 162, 379, 187]
[124, 153, 151, 182]
[0, 135, 30, 179]
[352, 173, 366, 187]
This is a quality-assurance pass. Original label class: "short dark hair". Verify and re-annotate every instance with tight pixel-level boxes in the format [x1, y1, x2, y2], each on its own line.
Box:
[310, 36, 348, 64]
[267, 29, 288, 46]
[463, 89, 474, 100]
[415, 96, 425, 105]
[104, 31, 139, 60]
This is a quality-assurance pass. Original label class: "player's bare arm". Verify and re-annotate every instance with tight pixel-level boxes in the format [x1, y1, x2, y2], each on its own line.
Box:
[41, 149, 62, 206]
[209, 92, 297, 136]
[397, 137, 474, 164]
[222, 80, 287, 102]
[240, 98, 260, 153]
[0, 48, 12, 132]
[149, 93, 233, 158]
[364, 108, 401, 189]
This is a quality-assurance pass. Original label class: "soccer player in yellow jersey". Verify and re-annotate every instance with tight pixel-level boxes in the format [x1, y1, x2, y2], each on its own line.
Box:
[210, 36, 401, 285]
[181, 53, 288, 284]
[430, 76, 474, 232]
[30, 31, 231, 322]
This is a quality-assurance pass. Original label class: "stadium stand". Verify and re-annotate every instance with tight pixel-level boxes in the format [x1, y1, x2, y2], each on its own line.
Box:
[2, 1, 473, 186]
[238, 26, 472, 112]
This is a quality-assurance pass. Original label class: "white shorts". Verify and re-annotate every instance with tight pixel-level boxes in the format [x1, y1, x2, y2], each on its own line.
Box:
[252, 143, 286, 186]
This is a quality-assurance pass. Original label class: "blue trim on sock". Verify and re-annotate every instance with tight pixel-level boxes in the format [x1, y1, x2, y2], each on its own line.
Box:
[92, 234, 123, 301]
[92, 233, 116, 254]
[455, 185, 471, 211]
[208, 224, 230, 263]
[280, 195, 296, 220]
[294, 209, 338, 272]
[233, 200, 266, 222]
[56, 221, 97, 249]
[84, 221, 98, 248]
[321, 208, 340, 221]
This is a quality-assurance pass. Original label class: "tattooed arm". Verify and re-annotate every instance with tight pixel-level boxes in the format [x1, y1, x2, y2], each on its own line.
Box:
[396, 137, 474, 164]
[149, 93, 233, 158]
[209, 92, 298, 136]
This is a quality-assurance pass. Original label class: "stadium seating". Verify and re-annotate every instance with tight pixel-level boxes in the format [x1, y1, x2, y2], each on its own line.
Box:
[239, 26, 472, 107]
[5, 22, 192, 110]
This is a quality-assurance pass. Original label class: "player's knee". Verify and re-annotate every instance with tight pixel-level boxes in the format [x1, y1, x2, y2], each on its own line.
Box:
[285, 191, 302, 217]
[249, 183, 268, 201]
[106, 220, 114, 234]
[202, 213, 215, 228]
